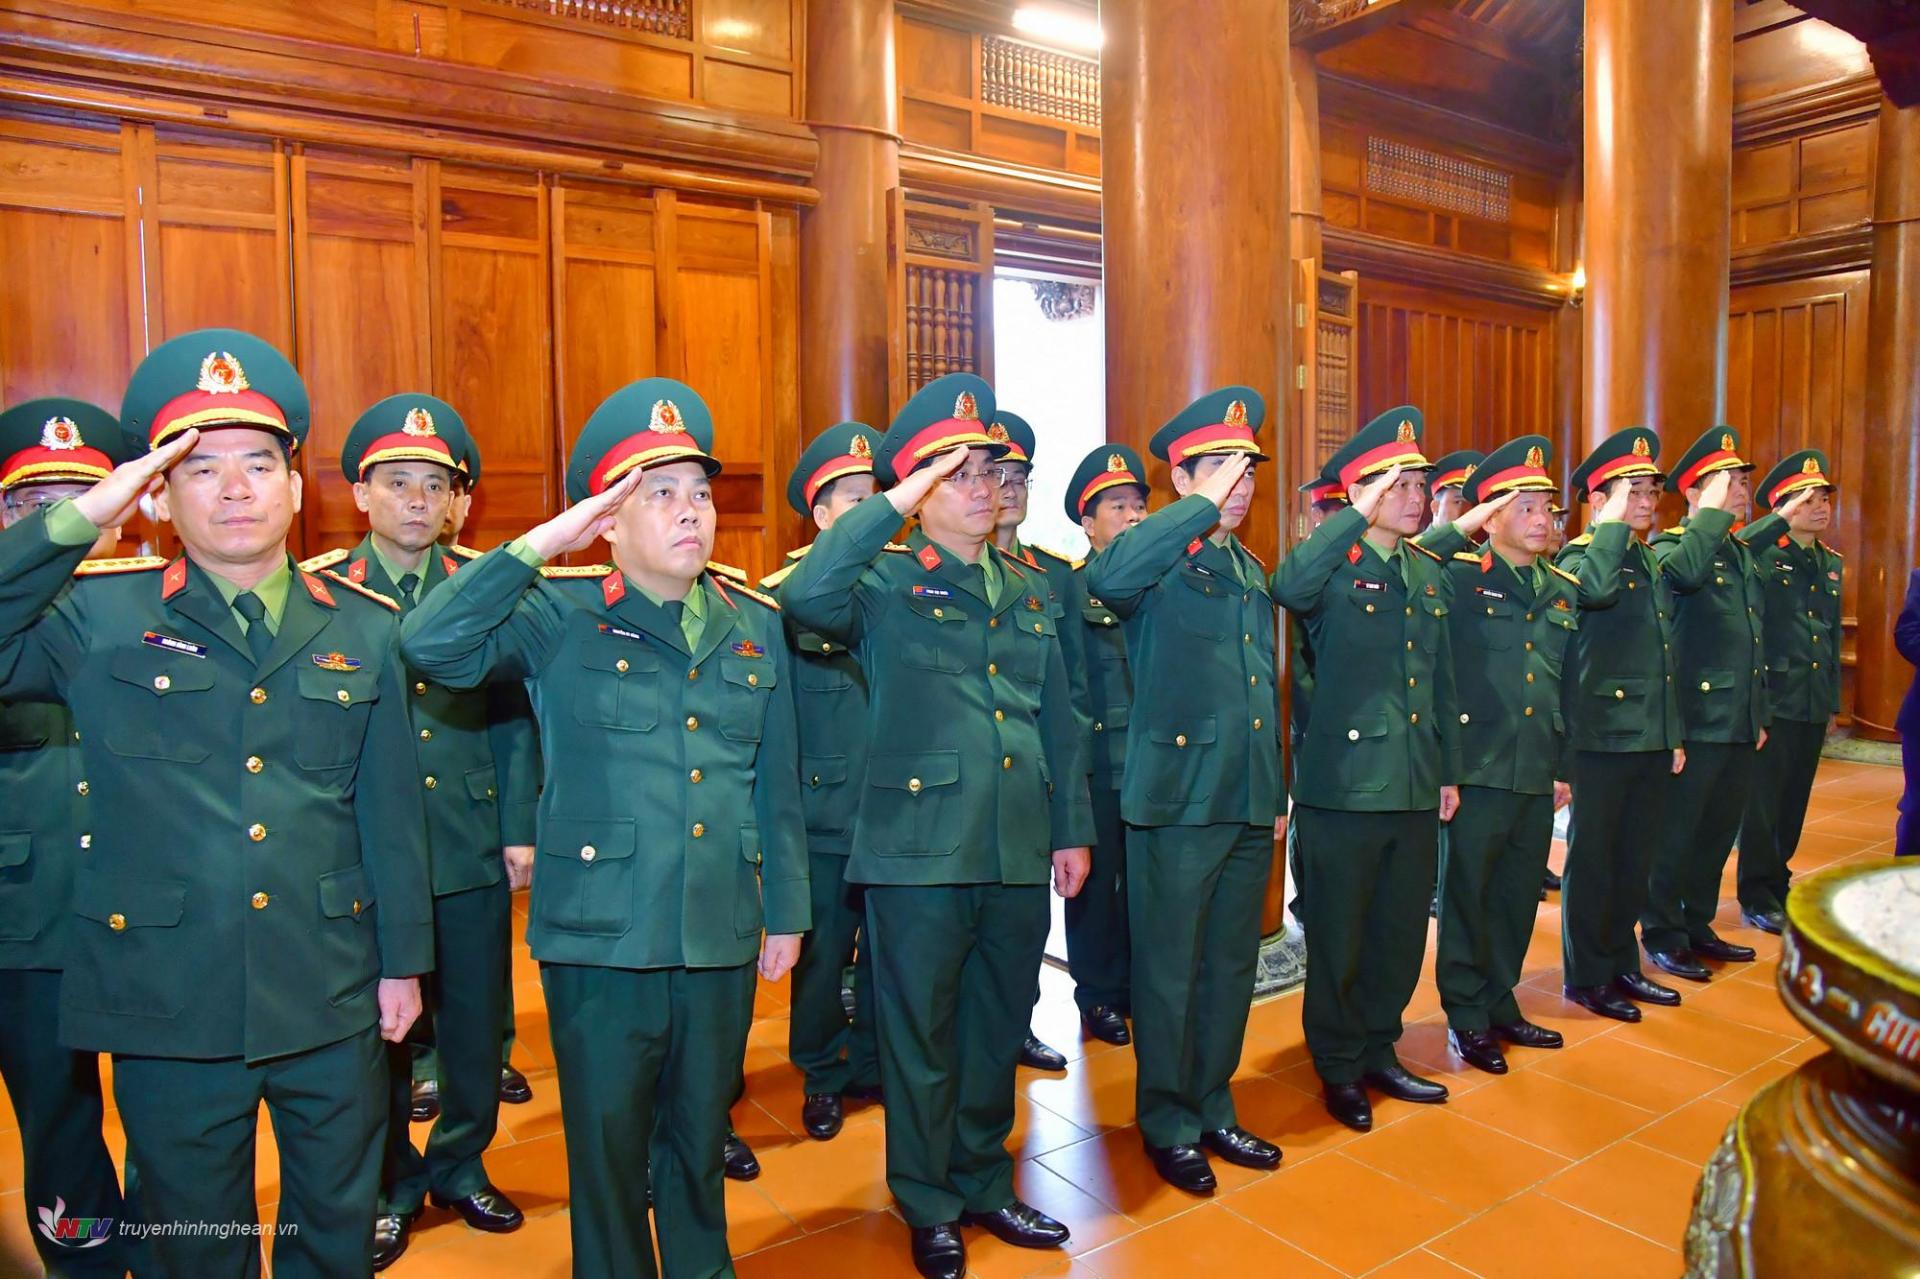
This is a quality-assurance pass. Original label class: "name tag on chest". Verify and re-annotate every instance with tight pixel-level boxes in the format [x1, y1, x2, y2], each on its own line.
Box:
[1352, 579, 1386, 593]
[142, 631, 207, 658]
[1472, 586, 1506, 601]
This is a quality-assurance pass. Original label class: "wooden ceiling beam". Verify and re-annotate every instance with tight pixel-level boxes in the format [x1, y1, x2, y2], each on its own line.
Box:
[1291, 0, 1442, 53]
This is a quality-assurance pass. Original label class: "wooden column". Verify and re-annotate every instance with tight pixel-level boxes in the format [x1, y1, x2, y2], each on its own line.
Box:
[800, 0, 898, 439]
[1852, 97, 1920, 740]
[1288, 45, 1322, 267]
[1581, 0, 1732, 447]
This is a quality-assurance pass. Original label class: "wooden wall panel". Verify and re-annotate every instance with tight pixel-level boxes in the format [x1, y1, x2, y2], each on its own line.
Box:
[896, 13, 1102, 177]
[1733, 118, 1877, 248]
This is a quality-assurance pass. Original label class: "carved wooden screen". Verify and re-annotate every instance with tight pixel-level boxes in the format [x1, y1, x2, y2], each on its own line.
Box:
[889, 193, 996, 415]
[1292, 264, 1358, 540]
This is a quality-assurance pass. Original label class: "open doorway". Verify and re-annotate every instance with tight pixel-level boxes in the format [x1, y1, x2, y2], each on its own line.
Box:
[991, 270, 1106, 561]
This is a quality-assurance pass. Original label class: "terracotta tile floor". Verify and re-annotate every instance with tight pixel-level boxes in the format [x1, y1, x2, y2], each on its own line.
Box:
[0, 757, 1900, 1277]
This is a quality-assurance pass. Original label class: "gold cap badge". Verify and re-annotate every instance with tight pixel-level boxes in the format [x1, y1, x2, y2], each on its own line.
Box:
[987, 422, 1011, 444]
[1632, 436, 1652, 457]
[40, 416, 82, 451]
[198, 351, 249, 395]
[849, 434, 872, 460]
[1224, 400, 1249, 428]
[1525, 445, 1544, 468]
[402, 407, 436, 437]
[1720, 431, 1735, 452]
[649, 399, 686, 433]
[953, 391, 979, 421]
[1802, 456, 1821, 475]
[1462, 463, 1477, 480]
[1107, 452, 1128, 472]
[1396, 420, 1416, 444]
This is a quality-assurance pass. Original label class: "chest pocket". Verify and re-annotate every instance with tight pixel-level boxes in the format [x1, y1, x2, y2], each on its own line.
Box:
[102, 648, 215, 763]
[1471, 594, 1515, 649]
[1011, 605, 1057, 684]
[1541, 607, 1577, 670]
[719, 655, 777, 741]
[1173, 567, 1232, 640]
[1342, 583, 1400, 648]
[794, 645, 853, 693]
[294, 665, 381, 771]
[901, 596, 969, 674]
[573, 642, 660, 732]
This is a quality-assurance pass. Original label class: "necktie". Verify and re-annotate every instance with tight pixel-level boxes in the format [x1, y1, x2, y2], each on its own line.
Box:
[396, 572, 421, 614]
[233, 590, 272, 664]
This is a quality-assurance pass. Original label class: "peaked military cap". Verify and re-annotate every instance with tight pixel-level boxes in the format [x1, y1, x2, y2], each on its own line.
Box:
[0, 398, 134, 491]
[1756, 448, 1835, 512]
[340, 393, 470, 483]
[122, 329, 308, 453]
[1065, 442, 1148, 522]
[1667, 425, 1754, 493]
[788, 421, 882, 516]
[875, 373, 1001, 486]
[1427, 449, 1484, 495]
[1327, 405, 1431, 491]
[1298, 461, 1347, 504]
[453, 428, 482, 489]
[1149, 386, 1268, 465]
[990, 411, 1035, 465]
[1461, 436, 1555, 506]
[565, 377, 720, 503]
[1570, 426, 1663, 497]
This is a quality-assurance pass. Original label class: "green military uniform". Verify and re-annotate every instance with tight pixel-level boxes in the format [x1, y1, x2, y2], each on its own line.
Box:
[302, 395, 541, 1229]
[1061, 443, 1151, 1021]
[1271, 407, 1458, 1087]
[1285, 473, 1350, 918]
[0, 398, 132, 1278]
[1433, 438, 1588, 1034]
[1739, 450, 1843, 920]
[779, 374, 1091, 1232]
[1087, 390, 1283, 1149]
[1641, 428, 1786, 960]
[0, 331, 434, 1278]
[1555, 427, 1700, 991]
[401, 378, 808, 1279]
[763, 422, 882, 1103]
[1426, 450, 1483, 517]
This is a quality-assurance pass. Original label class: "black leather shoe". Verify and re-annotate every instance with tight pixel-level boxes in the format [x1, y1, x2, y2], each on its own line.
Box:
[499, 1063, 533, 1105]
[1447, 1028, 1508, 1075]
[428, 1184, 524, 1232]
[1694, 934, 1758, 963]
[1648, 948, 1712, 982]
[1323, 1082, 1372, 1132]
[1564, 984, 1641, 1022]
[1019, 1035, 1067, 1072]
[1615, 972, 1682, 1006]
[802, 1092, 845, 1141]
[1542, 868, 1563, 892]
[1493, 1018, 1564, 1050]
[1741, 908, 1785, 936]
[910, 1223, 965, 1279]
[723, 1130, 760, 1181]
[371, 1210, 416, 1271]
[1364, 1063, 1450, 1104]
[409, 1077, 440, 1123]
[1143, 1142, 1217, 1194]
[842, 1080, 885, 1105]
[959, 1199, 1070, 1249]
[1201, 1125, 1282, 1170]
[1082, 1005, 1131, 1046]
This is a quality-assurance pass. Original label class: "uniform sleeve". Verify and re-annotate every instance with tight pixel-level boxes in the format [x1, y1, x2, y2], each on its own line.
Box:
[1047, 562, 1095, 778]
[358, 630, 435, 978]
[1414, 522, 1468, 559]
[1041, 625, 1095, 848]
[1566, 522, 1629, 609]
[1085, 494, 1220, 617]
[0, 506, 96, 701]
[1734, 512, 1788, 551]
[1270, 505, 1367, 614]
[778, 494, 896, 643]
[400, 546, 568, 689]
[1434, 565, 1462, 785]
[753, 628, 811, 935]
[487, 682, 542, 847]
[1651, 508, 1736, 591]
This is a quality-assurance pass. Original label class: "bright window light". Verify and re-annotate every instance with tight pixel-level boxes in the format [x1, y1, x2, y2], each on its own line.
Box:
[1011, 6, 1103, 53]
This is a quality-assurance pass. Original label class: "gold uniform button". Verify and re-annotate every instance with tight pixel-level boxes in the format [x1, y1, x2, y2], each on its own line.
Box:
[1614, 689, 1625, 700]
[251, 687, 267, 704]
[994, 709, 1005, 721]
[424, 776, 437, 789]
[1253, 718, 1263, 730]
[335, 689, 351, 703]
[1244, 633, 1252, 643]
[1103, 615, 1114, 624]
[1365, 603, 1375, 614]
[1405, 606, 1414, 617]
[419, 729, 433, 742]
[616, 658, 630, 674]
[1347, 728, 1360, 741]
[352, 900, 362, 916]
[1699, 681, 1711, 692]
[1174, 735, 1187, 748]
[1033, 622, 1044, 634]
[76, 780, 89, 796]
[248, 823, 267, 842]
[1812, 634, 1821, 642]
[251, 891, 269, 910]
[933, 607, 945, 619]
[908, 778, 923, 794]
[580, 845, 597, 862]
[1486, 606, 1495, 616]
[691, 823, 706, 838]
[989, 617, 1000, 629]
[1716, 576, 1725, 585]
[1524, 642, 1534, 651]
[1407, 677, 1416, 688]
[1813, 661, 1821, 669]
[1094, 721, 1104, 732]
[1524, 706, 1535, 717]
[108, 912, 126, 932]
[821, 642, 833, 653]
[1410, 712, 1419, 725]
[988, 663, 999, 675]
[747, 673, 759, 687]
[1628, 582, 1637, 590]
[687, 669, 699, 681]
[1460, 713, 1471, 724]
[1002, 755, 1014, 768]
[153, 674, 171, 691]
[1525, 672, 1535, 684]
[1249, 675, 1258, 686]
[686, 716, 699, 730]
[415, 681, 428, 695]
[1405, 640, 1414, 651]
[690, 768, 703, 783]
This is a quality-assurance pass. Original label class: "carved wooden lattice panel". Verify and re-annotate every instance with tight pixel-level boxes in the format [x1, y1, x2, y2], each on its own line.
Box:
[490, 0, 692, 38]
[980, 35, 1100, 127]
[891, 195, 995, 408]
[1314, 270, 1357, 463]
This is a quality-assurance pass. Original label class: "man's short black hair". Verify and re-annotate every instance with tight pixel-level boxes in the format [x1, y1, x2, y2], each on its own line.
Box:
[1086, 484, 1148, 519]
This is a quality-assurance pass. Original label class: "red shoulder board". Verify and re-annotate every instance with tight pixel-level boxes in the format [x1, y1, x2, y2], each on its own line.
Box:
[1481, 551, 1494, 573]
[1346, 542, 1363, 565]
[917, 543, 941, 571]
[442, 554, 458, 577]
[162, 557, 188, 600]
[302, 572, 338, 608]
[347, 558, 368, 584]
[602, 569, 626, 607]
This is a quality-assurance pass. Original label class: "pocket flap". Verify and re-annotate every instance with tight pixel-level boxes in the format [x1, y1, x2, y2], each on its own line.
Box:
[1015, 608, 1057, 638]
[721, 657, 777, 690]
[1097, 706, 1131, 732]
[870, 750, 961, 791]
[1333, 713, 1390, 741]
[296, 665, 380, 708]
[465, 765, 499, 801]
[110, 648, 217, 697]
[0, 832, 29, 869]
[72, 871, 186, 929]
[1595, 677, 1648, 699]
[1697, 668, 1736, 691]
[579, 644, 659, 675]
[803, 755, 849, 787]
[541, 817, 638, 862]
[1082, 603, 1121, 627]
[907, 596, 968, 624]
[1546, 609, 1578, 630]
[741, 824, 762, 866]
[1149, 716, 1218, 746]
[318, 864, 374, 920]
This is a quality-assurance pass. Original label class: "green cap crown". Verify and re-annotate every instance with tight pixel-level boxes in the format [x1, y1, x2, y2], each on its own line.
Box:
[1569, 426, 1662, 497]
[1461, 435, 1555, 507]
[1148, 386, 1267, 465]
[1064, 442, 1148, 522]
[1325, 405, 1430, 491]
[340, 393, 472, 484]
[1427, 449, 1484, 495]
[0, 398, 135, 492]
[990, 411, 1036, 465]
[1667, 425, 1753, 494]
[876, 374, 1001, 486]
[1756, 448, 1834, 512]
[565, 377, 719, 504]
[788, 421, 882, 516]
[121, 329, 308, 452]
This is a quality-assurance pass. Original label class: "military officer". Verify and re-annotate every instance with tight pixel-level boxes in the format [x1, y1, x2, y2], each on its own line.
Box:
[300, 396, 538, 1267]
[1640, 427, 1787, 982]
[1087, 388, 1286, 1189]
[1547, 501, 1570, 556]
[1286, 472, 1350, 920]
[400, 378, 807, 1278]
[1436, 437, 1601, 1074]
[0, 330, 433, 1277]
[1271, 407, 1459, 1133]
[0, 399, 135, 1279]
[779, 373, 1092, 1279]
[990, 411, 1098, 1061]
[1737, 451, 1842, 933]
[1426, 450, 1484, 530]
[762, 422, 886, 1141]
[1555, 427, 1728, 1021]
[1060, 443, 1150, 1049]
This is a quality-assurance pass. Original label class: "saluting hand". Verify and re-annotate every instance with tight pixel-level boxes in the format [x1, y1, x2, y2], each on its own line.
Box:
[1450, 489, 1518, 538]
[523, 469, 644, 561]
[886, 444, 971, 519]
[1052, 846, 1091, 898]
[1351, 464, 1404, 525]
[71, 429, 199, 530]
[378, 977, 423, 1043]
[1596, 476, 1634, 524]
[1191, 453, 1252, 512]
[1698, 469, 1735, 512]
[1774, 486, 1816, 523]
[759, 933, 802, 982]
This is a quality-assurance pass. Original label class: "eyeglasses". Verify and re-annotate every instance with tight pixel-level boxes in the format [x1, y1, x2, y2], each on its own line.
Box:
[994, 468, 1033, 491]
[942, 467, 998, 489]
[2, 492, 63, 518]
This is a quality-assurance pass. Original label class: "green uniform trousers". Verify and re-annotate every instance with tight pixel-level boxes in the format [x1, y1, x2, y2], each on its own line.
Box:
[1066, 785, 1131, 1015]
[382, 880, 511, 1212]
[1294, 806, 1436, 1085]
[1126, 822, 1268, 1145]
[411, 961, 516, 1083]
[863, 882, 1047, 1228]
[0, 968, 129, 1278]
[111, 1024, 385, 1279]
[1562, 749, 1669, 986]
[788, 851, 879, 1096]
[1436, 788, 1553, 1031]
[542, 961, 756, 1279]
[1642, 740, 1755, 954]
[1738, 717, 1825, 914]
